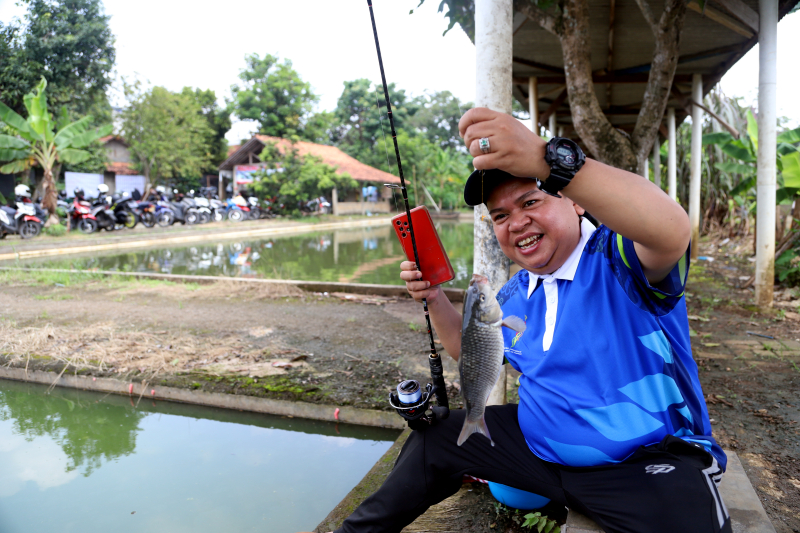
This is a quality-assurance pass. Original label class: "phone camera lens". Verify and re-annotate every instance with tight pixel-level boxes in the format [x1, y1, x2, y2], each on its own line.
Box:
[396, 221, 401, 225]
[401, 232, 407, 238]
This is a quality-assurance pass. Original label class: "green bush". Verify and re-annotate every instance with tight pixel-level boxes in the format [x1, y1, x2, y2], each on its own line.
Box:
[44, 224, 66, 237]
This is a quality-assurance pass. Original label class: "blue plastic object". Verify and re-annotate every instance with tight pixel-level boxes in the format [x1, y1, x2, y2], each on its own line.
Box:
[487, 481, 550, 510]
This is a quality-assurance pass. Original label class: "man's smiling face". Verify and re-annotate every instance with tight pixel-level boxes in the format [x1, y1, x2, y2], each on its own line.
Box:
[487, 178, 585, 275]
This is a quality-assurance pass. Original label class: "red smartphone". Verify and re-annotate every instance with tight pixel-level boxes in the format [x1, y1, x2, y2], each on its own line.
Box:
[392, 206, 455, 286]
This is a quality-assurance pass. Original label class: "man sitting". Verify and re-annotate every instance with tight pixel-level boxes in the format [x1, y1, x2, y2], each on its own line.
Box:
[330, 108, 729, 533]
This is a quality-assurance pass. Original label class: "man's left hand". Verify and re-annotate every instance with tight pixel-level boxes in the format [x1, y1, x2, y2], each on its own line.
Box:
[459, 107, 550, 179]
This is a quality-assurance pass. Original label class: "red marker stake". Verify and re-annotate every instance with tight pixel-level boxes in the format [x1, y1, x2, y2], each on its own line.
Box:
[128, 383, 134, 395]
[334, 408, 340, 421]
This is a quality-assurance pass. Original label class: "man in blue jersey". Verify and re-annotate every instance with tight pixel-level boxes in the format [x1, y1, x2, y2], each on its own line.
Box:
[330, 108, 729, 533]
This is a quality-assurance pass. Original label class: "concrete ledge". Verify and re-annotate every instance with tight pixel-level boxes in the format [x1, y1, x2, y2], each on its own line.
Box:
[563, 451, 776, 532]
[0, 266, 466, 302]
[0, 367, 404, 430]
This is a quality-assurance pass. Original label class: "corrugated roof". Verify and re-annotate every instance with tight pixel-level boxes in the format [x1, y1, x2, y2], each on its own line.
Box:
[219, 135, 401, 185]
[106, 162, 139, 176]
[100, 135, 127, 146]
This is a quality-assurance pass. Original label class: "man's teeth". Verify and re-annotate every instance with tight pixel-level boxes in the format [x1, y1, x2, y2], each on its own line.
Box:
[517, 235, 542, 249]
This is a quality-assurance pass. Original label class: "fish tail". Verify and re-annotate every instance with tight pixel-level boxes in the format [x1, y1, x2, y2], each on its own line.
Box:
[456, 415, 494, 447]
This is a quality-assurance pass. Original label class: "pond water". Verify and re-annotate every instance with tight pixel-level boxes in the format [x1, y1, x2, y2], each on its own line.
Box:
[0, 379, 399, 533]
[22, 222, 476, 289]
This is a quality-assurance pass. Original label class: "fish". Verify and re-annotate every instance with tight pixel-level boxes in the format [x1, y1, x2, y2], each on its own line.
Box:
[457, 273, 526, 447]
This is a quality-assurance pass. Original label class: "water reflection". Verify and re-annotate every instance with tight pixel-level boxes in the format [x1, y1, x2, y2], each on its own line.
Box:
[23, 222, 475, 288]
[0, 380, 398, 532]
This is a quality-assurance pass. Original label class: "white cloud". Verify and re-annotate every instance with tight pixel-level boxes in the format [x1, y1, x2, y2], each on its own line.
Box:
[0, 421, 78, 497]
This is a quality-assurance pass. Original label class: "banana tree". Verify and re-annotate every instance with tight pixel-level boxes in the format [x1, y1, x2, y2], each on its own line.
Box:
[0, 78, 111, 223]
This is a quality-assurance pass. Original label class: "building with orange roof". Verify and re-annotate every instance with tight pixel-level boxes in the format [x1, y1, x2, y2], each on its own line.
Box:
[218, 135, 401, 215]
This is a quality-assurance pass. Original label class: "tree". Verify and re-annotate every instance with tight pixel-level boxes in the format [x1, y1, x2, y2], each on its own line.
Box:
[0, 0, 115, 119]
[250, 141, 357, 212]
[180, 87, 232, 170]
[229, 53, 326, 141]
[333, 78, 418, 172]
[0, 78, 111, 220]
[417, 0, 686, 173]
[407, 90, 472, 151]
[120, 82, 214, 188]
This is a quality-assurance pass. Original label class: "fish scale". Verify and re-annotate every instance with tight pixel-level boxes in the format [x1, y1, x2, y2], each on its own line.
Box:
[457, 274, 525, 447]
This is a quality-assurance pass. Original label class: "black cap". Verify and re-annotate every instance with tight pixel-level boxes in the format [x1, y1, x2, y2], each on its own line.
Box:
[463, 168, 536, 207]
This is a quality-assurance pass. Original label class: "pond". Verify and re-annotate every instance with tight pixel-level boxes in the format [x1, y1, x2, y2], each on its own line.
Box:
[21, 222, 476, 289]
[0, 379, 399, 532]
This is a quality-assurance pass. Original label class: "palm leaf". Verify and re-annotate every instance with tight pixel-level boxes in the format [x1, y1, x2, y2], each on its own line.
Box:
[720, 142, 755, 162]
[58, 148, 91, 165]
[746, 108, 758, 151]
[715, 161, 753, 175]
[729, 175, 756, 196]
[23, 77, 54, 142]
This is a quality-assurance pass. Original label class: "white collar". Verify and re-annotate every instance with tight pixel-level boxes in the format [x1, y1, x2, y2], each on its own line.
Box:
[527, 217, 597, 298]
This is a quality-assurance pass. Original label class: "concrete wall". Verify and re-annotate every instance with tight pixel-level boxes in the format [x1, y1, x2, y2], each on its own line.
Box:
[336, 201, 391, 215]
[104, 139, 131, 163]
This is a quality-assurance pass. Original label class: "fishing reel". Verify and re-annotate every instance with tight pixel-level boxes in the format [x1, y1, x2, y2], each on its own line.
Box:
[389, 353, 450, 431]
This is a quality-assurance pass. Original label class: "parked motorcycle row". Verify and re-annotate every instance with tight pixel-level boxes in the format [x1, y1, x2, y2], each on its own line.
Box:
[1, 183, 333, 239]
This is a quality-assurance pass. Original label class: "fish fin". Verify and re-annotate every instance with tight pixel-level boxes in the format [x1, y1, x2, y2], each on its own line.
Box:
[502, 315, 526, 333]
[457, 415, 495, 447]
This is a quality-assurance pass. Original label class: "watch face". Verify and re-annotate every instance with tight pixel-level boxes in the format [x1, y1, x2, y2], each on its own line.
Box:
[556, 145, 576, 165]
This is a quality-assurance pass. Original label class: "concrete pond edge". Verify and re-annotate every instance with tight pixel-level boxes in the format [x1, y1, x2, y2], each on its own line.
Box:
[0, 366, 404, 430]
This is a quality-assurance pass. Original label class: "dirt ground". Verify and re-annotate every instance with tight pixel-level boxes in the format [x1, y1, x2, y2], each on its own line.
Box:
[0, 233, 799, 531]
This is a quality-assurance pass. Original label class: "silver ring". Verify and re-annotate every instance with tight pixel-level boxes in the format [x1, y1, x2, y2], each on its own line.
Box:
[479, 137, 491, 154]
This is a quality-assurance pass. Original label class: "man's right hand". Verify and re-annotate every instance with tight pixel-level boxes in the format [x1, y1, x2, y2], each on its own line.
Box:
[400, 261, 441, 303]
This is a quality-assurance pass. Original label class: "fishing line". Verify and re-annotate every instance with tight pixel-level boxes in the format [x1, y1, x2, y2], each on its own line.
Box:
[367, 0, 441, 363]
[374, 86, 401, 214]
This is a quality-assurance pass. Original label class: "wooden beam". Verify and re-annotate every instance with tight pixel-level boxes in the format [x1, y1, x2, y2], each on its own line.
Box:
[539, 89, 568, 125]
[712, 0, 759, 32]
[512, 56, 564, 74]
[513, 73, 694, 85]
[687, 1, 755, 38]
[692, 99, 741, 138]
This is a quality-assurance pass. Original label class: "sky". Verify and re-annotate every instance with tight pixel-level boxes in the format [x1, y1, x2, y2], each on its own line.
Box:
[0, 0, 798, 142]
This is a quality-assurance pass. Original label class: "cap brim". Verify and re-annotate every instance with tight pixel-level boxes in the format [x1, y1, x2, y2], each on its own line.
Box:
[463, 169, 533, 207]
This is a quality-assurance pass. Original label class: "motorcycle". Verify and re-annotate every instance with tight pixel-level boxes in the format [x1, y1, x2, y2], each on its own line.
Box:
[190, 195, 213, 224]
[0, 203, 43, 239]
[91, 193, 119, 231]
[68, 197, 99, 234]
[299, 196, 331, 215]
[246, 196, 262, 219]
[135, 201, 158, 228]
[226, 198, 249, 222]
[109, 192, 139, 229]
[209, 198, 226, 222]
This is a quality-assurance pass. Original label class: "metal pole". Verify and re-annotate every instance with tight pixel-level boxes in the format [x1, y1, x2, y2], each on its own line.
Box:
[653, 138, 662, 188]
[475, 0, 512, 406]
[689, 74, 703, 260]
[755, 0, 778, 308]
[667, 107, 677, 201]
[528, 76, 539, 134]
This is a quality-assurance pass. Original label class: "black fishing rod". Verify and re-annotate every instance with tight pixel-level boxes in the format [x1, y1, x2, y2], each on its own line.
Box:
[367, 0, 449, 425]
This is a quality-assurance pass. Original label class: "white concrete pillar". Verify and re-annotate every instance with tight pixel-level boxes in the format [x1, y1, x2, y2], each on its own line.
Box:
[475, 0, 512, 406]
[653, 139, 662, 188]
[667, 108, 677, 201]
[549, 112, 557, 139]
[755, 0, 778, 308]
[557, 126, 565, 138]
[528, 76, 538, 133]
[689, 74, 704, 260]
[642, 156, 649, 179]
[332, 186, 339, 216]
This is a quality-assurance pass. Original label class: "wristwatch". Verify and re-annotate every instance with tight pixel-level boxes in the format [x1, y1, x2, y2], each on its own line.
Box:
[537, 137, 586, 198]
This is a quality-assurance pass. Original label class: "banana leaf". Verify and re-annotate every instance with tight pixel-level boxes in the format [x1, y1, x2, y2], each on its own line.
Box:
[0, 148, 31, 162]
[23, 78, 54, 143]
[715, 161, 754, 175]
[53, 115, 92, 148]
[58, 148, 91, 165]
[777, 126, 800, 144]
[778, 142, 799, 156]
[0, 134, 31, 150]
[729, 175, 756, 197]
[65, 124, 112, 149]
[782, 150, 800, 189]
[720, 141, 755, 162]
[0, 159, 32, 174]
[0, 102, 35, 141]
[702, 131, 733, 146]
[776, 186, 798, 205]
[746, 109, 758, 152]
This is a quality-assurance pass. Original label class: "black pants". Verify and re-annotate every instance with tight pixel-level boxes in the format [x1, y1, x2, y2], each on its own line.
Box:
[336, 404, 731, 533]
